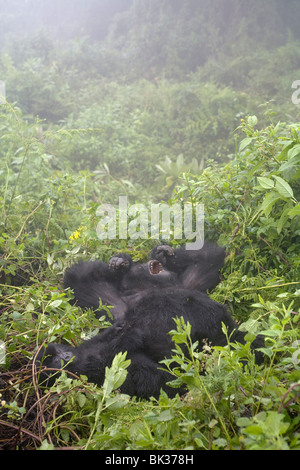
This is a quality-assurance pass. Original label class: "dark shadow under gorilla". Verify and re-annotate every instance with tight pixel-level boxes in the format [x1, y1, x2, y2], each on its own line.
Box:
[36, 243, 264, 399]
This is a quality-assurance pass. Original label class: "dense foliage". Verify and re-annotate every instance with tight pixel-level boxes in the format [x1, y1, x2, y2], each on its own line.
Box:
[0, 0, 299, 450]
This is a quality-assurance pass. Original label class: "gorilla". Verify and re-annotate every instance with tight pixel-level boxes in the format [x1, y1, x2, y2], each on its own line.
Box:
[61, 242, 226, 320]
[36, 243, 264, 399]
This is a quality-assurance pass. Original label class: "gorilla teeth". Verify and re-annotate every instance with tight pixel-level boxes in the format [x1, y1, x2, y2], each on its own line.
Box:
[149, 260, 163, 275]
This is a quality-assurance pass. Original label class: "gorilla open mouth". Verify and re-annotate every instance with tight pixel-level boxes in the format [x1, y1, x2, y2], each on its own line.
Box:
[149, 260, 164, 275]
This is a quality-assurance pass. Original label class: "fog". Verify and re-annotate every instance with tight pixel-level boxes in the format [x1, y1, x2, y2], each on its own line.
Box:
[1, 1, 299, 123]
[0, 0, 133, 45]
[1, 0, 300, 50]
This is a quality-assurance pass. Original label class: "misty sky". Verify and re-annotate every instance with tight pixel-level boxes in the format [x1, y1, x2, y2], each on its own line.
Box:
[0, 0, 133, 45]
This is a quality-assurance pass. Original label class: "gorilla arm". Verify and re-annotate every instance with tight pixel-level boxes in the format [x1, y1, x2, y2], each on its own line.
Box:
[63, 260, 128, 319]
[151, 242, 226, 291]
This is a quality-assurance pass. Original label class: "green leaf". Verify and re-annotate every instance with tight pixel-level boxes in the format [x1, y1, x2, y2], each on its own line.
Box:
[289, 204, 300, 217]
[77, 393, 86, 408]
[61, 429, 70, 443]
[257, 176, 274, 190]
[237, 417, 251, 427]
[264, 412, 289, 436]
[273, 176, 294, 199]
[49, 299, 63, 308]
[288, 143, 300, 159]
[239, 137, 253, 152]
[279, 155, 300, 173]
[244, 424, 263, 435]
[38, 440, 55, 450]
[260, 192, 281, 216]
[26, 303, 35, 312]
[102, 352, 131, 398]
[194, 437, 205, 448]
[212, 438, 228, 448]
[277, 142, 295, 162]
[105, 394, 130, 411]
[277, 207, 292, 233]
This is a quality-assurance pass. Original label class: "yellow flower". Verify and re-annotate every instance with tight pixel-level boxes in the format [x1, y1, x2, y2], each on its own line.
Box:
[69, 227, 82, 243]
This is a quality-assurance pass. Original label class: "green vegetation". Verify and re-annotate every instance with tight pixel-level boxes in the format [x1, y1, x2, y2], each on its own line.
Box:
[0, 0, 299, 450]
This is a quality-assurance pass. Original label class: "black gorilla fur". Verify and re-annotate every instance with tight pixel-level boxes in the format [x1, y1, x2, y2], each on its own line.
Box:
[62, 242, 226, 320]
[36, 243, 264, 399]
